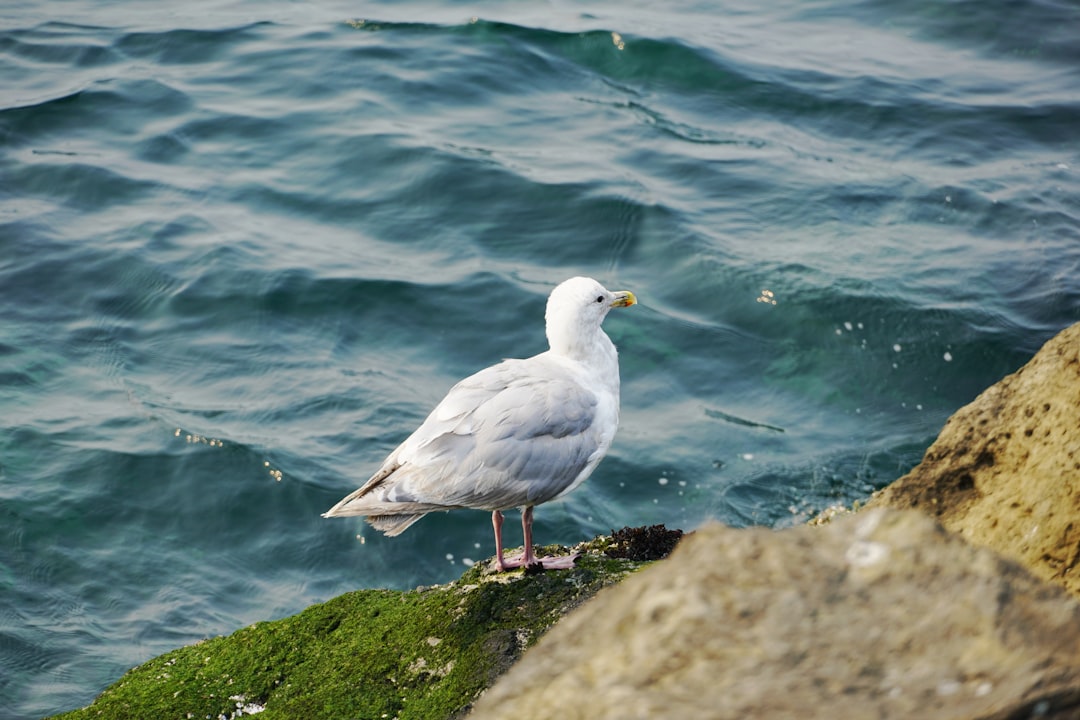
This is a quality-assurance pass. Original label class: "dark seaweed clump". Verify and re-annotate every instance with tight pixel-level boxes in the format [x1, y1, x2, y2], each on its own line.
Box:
[605, 524, 683, 561]
[523, 562, 547, 576]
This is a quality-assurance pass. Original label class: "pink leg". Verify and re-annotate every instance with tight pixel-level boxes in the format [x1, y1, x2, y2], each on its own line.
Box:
[492, 510, 512, 571]
[520, 506, 537, 566]
[492, 506, 578, 571]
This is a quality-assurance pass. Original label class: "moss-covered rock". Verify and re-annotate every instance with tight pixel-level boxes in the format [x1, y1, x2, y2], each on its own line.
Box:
[50, 541, 657, 720]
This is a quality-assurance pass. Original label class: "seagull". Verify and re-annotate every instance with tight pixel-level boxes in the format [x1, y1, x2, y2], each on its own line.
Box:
[323, 276, 637, 571]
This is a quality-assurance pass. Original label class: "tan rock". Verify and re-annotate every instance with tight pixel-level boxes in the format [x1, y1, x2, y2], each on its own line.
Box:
[869, 321, 1080, 598]
[470, 509, 1080, 720]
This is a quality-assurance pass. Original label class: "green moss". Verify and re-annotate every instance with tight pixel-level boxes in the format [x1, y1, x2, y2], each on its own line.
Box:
[51, 544, 649, 720]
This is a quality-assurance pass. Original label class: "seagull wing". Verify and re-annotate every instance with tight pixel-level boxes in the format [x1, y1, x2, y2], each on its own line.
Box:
[326, 355, 605, 521]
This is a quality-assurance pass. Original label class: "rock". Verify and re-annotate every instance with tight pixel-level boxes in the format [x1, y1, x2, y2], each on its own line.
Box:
[470, 509, 1080, 720]
[868, 321, 1080, 599]
[48, 542, 655, 720]
[50, 324, 1080, 720]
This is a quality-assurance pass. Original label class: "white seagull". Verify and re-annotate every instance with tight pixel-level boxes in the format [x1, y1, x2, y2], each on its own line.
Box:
[323, 276, 637, 571]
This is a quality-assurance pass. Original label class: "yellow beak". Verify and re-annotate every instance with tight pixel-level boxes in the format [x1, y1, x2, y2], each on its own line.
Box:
[610, 290, 637, 308]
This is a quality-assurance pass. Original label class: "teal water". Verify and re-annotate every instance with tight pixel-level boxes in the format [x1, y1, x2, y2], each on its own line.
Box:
[2, 0, 1078, 716]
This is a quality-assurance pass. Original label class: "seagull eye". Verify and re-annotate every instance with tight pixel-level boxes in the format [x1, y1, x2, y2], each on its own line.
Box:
[595, 295, 604, 303]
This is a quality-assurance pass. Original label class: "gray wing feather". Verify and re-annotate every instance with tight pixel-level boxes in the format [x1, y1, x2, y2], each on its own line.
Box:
[327, 356, 602, 521]
[397, 358, 600, 508]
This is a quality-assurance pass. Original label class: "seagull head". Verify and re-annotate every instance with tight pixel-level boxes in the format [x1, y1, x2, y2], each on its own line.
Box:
[545, 277, 636, 358]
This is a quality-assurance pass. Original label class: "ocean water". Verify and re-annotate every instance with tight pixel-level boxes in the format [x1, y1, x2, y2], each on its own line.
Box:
[2, 0, 1078, 716]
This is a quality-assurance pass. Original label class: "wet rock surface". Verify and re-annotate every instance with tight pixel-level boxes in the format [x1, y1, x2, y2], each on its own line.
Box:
[49, 542, 653, 720]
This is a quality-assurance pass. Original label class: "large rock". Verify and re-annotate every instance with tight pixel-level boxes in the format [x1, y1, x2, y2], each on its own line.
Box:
[869, 322, 1080, 599]
[470, 509, 1080, 720]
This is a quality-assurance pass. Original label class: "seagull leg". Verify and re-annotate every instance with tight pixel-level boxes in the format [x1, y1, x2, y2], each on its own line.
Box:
[495, 506, 578, 571]
[492, 510, 514, 572]
[492, 509, 530, 571]
[523, 505, 579, 569]
[519, 505, 538, 566]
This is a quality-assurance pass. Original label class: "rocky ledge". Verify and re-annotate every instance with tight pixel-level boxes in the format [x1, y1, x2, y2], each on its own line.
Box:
[52, 323, 1080, 719]
[49, 531, 679, 720]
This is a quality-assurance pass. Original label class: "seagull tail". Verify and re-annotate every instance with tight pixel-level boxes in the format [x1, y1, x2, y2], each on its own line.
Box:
[366, 513, 426, 537]
[322, 495, 434, 537]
